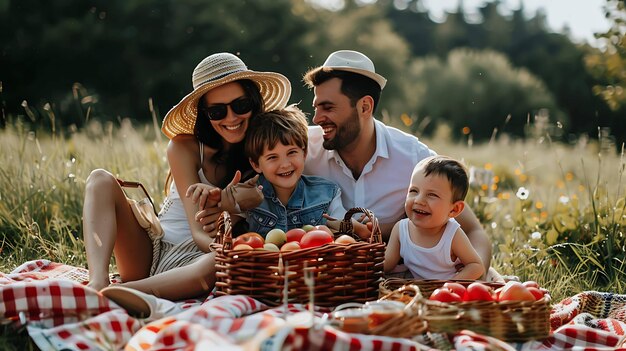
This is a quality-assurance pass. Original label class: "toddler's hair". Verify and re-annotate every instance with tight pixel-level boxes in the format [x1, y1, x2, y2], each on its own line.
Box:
[245, 105, 308, 163]
[415, 155, 469, 202]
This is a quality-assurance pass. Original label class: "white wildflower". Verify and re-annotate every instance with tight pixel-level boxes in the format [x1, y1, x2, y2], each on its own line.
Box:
[516, 187, 529, 200]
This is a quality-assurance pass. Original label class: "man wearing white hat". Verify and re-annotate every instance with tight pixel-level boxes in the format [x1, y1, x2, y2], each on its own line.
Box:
[303, 50, 493, 276]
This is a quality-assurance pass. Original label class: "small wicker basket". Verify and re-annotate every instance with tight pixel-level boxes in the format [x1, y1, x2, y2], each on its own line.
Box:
[379, 278, 504, 299]
[210, 208, 385, 307]
[379, 278, 550, 342]
[369, 284, 428, 338]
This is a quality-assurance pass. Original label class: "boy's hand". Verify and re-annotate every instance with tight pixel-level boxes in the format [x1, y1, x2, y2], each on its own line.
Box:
[219, 171, 264, 213]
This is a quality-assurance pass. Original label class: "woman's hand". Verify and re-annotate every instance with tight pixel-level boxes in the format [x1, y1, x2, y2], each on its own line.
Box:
[186, 183, 221, 211]
[195, 206, 222, 238]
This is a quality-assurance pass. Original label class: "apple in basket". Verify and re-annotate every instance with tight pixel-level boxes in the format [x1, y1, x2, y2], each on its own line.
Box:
[280, 241, 301, 251]
[302, 224, 315, 232]
[232, 232, 265, 249]
[286, 228, 307, 243]
[526, 287, 546, 300]
[265, 228, 287, 248]
[463, 282, 495, 302]
[263, 243, 280, 252]
[429, 288, 462, 303]
[442, 282, 467, 299]
[497, 281, 536, 302]
[334, 234, 356, 245]
[299, 230, 334, 249]
[315, 225, 334, 235]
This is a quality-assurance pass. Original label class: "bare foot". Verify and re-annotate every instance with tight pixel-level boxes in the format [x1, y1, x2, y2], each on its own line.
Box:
[87, 278, 111, 291]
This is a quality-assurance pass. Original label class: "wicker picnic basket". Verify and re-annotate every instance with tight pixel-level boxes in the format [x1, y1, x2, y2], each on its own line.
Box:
[379, 278, 550, 342]
[210, 208, 385, 307]
[368, 284, 428, 338]
[379, 278, 504, 299]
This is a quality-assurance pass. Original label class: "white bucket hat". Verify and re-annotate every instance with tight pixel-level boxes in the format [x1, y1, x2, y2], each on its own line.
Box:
[162, 53, 291, 139]
[320, 50, 387, 89]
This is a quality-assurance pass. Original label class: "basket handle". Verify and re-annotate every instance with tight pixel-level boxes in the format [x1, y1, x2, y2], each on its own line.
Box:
[337, 207, 383, 244]
[210, 211, 232, 253]
[378, 284, 423, 314]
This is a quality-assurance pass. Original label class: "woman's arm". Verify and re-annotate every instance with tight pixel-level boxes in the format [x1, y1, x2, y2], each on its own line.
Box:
[167, 135, 218, 252]
[450, 228, 485, 280]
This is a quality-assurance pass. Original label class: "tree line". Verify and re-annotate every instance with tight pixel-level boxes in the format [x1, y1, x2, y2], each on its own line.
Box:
[1, 0, 623, 145]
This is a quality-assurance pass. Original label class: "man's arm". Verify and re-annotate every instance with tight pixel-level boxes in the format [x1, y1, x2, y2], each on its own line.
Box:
[455, 206, 492, 276]
[378, 221, 397, 243]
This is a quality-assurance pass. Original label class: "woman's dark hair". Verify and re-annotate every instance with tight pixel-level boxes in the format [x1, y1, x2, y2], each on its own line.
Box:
[194, 79, 264, 187]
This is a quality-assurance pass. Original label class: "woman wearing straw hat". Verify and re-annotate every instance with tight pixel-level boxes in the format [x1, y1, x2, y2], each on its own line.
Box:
[82, 53, 291, 304]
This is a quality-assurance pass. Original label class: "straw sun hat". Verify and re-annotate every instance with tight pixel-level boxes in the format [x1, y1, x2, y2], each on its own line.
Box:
[161, 53, 291, 139]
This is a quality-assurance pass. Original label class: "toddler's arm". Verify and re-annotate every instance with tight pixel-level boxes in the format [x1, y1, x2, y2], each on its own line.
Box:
[450, 228, 485, 280]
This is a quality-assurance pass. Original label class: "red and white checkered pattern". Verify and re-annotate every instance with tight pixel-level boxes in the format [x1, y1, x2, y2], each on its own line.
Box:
[4, 261, 626, 350]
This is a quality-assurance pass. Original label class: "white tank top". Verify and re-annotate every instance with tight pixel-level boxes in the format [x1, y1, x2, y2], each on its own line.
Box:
[398, 217, 461, 280]
[158, 142, 211, 245]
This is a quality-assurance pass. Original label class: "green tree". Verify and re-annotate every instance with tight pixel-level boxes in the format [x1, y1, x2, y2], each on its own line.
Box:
[407, 48, 565, 140]
[0, 0, 317, 129]
[297, 0, 413, 117]
[585, 1, 626, 111]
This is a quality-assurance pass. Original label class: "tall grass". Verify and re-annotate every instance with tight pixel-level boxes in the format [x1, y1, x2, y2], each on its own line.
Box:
[0, 117, 625, 349]
[0, 119, 169, 272]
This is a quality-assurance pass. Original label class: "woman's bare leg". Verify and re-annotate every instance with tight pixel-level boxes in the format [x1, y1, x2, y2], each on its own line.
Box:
[83, 169, 152, 290]
[122, 253, 217, 300]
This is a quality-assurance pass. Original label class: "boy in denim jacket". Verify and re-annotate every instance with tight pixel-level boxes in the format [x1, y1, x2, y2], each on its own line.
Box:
[190, 105, 370, 238]
[241, 105, 349, 237]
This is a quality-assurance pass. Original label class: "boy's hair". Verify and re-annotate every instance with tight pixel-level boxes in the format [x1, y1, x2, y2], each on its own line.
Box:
[303, 69, 382, 113]
[245, 104, 309, 164]
[415, 155, 469, 202]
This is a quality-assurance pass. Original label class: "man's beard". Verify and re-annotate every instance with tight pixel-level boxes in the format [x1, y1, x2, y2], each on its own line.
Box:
[322, 109, 360, 150]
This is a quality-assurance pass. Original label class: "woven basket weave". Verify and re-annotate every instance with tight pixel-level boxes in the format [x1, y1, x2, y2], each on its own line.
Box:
[210, 208, 385, 307]
[369, 284, 428, 338]
[379, 278, 550, 341]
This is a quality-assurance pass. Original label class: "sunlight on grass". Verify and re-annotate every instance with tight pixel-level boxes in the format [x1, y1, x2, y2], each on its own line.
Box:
[1, 117, 625, 307]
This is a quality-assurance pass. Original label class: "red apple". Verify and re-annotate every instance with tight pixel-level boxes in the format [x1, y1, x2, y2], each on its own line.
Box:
[285, 228, 307, 243]
[233, 244, 254, 251]
[463, 282, 495, 302]
[522, 280, 540, 289]
[300, 230, 334, 249]
[497, 281, 536, 302]
[232, 232, 264, 249]
[429, 288, 462, 303]
[442, 282, 467, 299]
[526, 287, 545, 300]
[315, 225, 334, 235]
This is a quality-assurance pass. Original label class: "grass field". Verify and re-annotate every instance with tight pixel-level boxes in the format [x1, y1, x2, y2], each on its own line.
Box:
[1, 118, 625, 349]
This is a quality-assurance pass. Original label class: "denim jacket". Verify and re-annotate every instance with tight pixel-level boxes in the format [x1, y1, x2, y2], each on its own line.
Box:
[246, 174, 340, 237]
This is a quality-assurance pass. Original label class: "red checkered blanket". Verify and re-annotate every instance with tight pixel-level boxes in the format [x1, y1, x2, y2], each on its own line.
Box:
[2, 260, 626, 350]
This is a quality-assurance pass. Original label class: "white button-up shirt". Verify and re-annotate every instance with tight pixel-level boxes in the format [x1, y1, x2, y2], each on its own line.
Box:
[305, 119, 436, 229]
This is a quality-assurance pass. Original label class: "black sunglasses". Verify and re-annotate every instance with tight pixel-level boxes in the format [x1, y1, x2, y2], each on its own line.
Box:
[202, 96, 254, 120]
